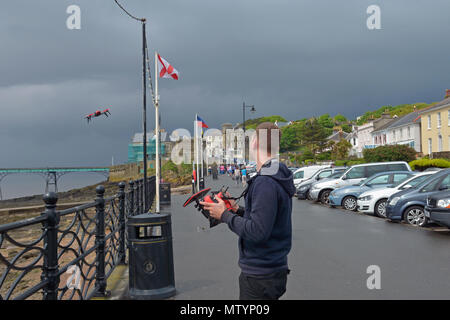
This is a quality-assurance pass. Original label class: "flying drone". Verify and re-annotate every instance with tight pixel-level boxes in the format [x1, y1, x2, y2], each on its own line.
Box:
[84, 108, 111, 123]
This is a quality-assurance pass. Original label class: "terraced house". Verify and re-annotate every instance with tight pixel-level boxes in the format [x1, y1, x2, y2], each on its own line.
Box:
[371, 110, 422, 153]
[420, 92, 450, 156]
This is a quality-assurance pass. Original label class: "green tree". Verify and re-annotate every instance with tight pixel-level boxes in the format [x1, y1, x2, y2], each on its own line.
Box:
[341, 123, 352, 133]
[280, 121, 303, 152]
[318, 114, 334, 136]
[333, 114, 347, 123]
[298, 118, 328, 155]
[331, 139, 352, 160]
[243, 115, 287, 130]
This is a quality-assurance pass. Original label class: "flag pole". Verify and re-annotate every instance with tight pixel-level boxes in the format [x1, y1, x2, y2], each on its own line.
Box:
[155, 51, 160, 213]
[195, 114, 200, 191]
[193, 115, 197, 192]
[201, 128, 204, 183]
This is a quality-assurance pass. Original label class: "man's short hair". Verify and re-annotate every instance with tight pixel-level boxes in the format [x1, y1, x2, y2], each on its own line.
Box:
[255, 122, 281, 156]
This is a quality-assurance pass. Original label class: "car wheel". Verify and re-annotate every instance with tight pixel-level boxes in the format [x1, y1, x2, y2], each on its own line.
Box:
[306, 191, 313, 201]
[320, 190, 331, 205]
[403, 206, 428, 227]
[374, 199, 388, 218]
[342, 196, 357, 211]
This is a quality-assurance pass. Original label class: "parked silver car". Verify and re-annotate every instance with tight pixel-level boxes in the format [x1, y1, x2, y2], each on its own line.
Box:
[309, 161, 412, 204]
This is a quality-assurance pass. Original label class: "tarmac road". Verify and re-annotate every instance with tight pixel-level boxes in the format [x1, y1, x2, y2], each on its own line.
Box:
[170, 175, 450, 300]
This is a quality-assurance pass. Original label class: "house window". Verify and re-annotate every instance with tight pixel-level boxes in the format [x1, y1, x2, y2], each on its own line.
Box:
[438, 112, 442, 128]
[428, 115, 431, 129]
[400, 128, 403, 139]
[393, 130, 396, 141]
[448, 110, 450, 126]
[428, 138, 432, 154]
[438, 135, 443, 152]
[407, 126, 411, 138]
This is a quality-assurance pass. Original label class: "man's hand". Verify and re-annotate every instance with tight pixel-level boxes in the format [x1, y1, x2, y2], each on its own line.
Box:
[200, 196, 228, 220]
[225, 192, 239, 212]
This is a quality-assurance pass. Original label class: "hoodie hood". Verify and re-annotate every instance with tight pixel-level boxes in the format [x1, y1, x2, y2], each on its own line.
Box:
[258, 159, 296, 197]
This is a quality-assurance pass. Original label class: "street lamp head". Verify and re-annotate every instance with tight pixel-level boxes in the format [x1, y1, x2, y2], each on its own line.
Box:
[250, 105, 256, 113]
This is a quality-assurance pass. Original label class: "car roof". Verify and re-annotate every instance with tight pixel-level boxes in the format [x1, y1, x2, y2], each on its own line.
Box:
[351, 161, 408, 167]
[409, 169, 450, 189]
[367, 170, 412, 177]
[294, 166, 326, 173]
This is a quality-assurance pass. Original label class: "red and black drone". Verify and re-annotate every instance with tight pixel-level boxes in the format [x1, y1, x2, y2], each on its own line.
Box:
[84, 108, 111, 123]
[183, 187, 235, 228]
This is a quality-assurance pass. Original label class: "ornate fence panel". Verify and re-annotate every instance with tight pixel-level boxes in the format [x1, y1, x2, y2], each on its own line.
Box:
[0, 176, 156, 300]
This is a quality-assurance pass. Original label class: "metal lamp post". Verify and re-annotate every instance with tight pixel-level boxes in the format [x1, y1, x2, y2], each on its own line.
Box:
[242, 102, 255, 163]
[113, 1, 149, 212]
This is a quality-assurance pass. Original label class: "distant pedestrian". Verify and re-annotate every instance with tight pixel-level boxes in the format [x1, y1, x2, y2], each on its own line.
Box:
[241, 167, 247, 187]
[234, 167, 241, 185]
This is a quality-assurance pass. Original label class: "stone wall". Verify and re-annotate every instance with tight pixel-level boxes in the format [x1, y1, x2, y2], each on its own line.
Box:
[430, 151, 450, 160]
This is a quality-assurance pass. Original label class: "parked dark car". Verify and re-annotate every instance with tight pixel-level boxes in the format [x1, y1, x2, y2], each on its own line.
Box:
[296, 169, 346, 200]
[424, 191, 450, 228]
[385, 169, 450, 227]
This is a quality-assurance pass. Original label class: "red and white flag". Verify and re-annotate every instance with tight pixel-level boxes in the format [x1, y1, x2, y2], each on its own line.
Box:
[157, 54, 179, 80]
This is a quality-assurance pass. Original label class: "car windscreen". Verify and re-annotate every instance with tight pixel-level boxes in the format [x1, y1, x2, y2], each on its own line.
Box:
[294, 171, 304, 179]
[415, 173, 445, 191]
[398, 174, 432, 188]
[329, 171, 344, 179]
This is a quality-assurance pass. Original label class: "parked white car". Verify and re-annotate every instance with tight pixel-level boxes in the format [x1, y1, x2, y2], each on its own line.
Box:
[309, 161, 412, 204]
[357, 171, 436, 217]
[247, 166, 257, 179]
[293, 165, 331, 187]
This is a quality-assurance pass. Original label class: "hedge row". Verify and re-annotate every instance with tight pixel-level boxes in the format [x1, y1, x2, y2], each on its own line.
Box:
[409, 158, 450, 171]
[363, 145, 416, 163]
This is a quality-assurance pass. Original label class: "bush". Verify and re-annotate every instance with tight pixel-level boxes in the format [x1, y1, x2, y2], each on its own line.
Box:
[162, 160, 178, 174]
[317, 151, 331, 161]
[363, 145, 416, 163]
[409, 158, 450, 171]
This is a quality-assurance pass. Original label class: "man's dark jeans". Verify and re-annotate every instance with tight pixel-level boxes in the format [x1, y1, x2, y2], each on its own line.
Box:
[239, 270, 289, 300]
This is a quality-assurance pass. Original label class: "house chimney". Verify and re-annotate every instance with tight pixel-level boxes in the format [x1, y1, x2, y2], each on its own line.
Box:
[446, 89, 450, 99]
[381, 112, 391, 119]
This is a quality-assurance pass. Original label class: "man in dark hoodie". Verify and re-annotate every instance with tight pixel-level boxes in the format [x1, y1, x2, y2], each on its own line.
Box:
[201, 122, 296, 300]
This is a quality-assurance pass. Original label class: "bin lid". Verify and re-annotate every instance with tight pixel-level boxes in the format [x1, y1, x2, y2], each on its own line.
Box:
[128, 212, 171, 224]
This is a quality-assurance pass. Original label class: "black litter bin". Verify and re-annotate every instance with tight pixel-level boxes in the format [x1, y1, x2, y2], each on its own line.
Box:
[160, 182, 171, 205]
[127, 212, 176, 299]
[199, 177, 205, 190]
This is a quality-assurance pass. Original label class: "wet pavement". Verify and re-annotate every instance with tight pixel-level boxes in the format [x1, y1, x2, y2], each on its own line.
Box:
[166, 175, 450, 299]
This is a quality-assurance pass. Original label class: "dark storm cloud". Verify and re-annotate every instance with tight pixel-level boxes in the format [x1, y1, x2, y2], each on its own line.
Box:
[1, 0, 450, 166]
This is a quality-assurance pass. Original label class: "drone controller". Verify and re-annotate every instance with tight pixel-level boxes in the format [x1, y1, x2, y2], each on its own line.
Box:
[183, 187, 234, 228]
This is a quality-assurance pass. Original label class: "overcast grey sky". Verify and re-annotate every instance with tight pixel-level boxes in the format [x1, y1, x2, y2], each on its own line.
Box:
[1, 0, 450, 169]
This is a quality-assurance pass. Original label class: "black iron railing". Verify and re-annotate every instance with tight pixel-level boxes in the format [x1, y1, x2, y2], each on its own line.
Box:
[0, 176, 156, 300]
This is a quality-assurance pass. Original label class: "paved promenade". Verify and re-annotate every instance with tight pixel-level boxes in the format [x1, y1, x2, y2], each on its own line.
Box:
[117, 174, 450, 300]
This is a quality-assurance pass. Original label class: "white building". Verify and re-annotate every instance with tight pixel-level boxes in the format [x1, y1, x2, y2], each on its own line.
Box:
[353, 113, 395, 157]
[345, 127, 359, 157]
[371, 110, 422, 152]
